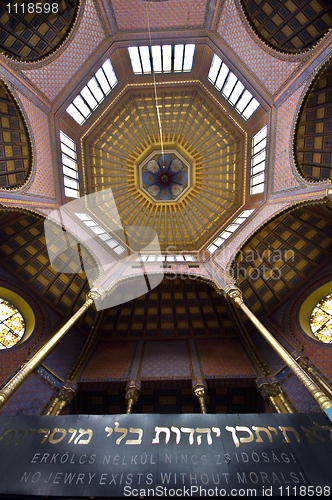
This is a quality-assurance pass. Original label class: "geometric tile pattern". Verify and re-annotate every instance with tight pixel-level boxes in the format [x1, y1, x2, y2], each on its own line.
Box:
[0, 0, 78, 61]
[85, 87, 243, 251]
[296, 60, 332, 182]
[232, 204, 332, 317]
[74, 385, 262, 414]
[248, 327, 284, 373]
[80, 341, 136, 381]
[218, 0, 300, 95]
[273, 81, 305, 192]
[214, 200, 292, 270]
[140, 340, 191, 379]
[282, 374, 320, 413]
[0, 373, 53, 415]
[111, 0, 207, 30]
[287, 272, 332, 378]
[298, 327, 332, 381]
[0, 326, 33, 387]
[22, 0, 105, 101]
[197, 338, 256, 378]
[0, 82, 31, 189]
[100, 276, 240, 339]
[44, 327, 86, 379]
[15, 90, 55, 197]
[240, 0, 332, 53]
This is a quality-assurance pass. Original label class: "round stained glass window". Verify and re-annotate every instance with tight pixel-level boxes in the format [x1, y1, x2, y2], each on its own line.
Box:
[0, 298, 25, 350]
[310, 293, 332, 343]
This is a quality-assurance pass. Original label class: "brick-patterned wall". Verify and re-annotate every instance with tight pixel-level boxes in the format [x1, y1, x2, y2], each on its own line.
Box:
[80, 341, 136, 381]
[217, 0, 300, 95]
[273, 82, 306, 192]
[111, 0, 207, 31]
[43, 327, 86, 380]
[22, 0, 105, 101]
[287, 269, 332, 380]
[282, 374, 320, 413]
[214, 201, 293, 271]
[0, 373, 54, 415]
[197, 338, 256, 378]
[16, 91, 55, 198]
[140, 340, 191, 379]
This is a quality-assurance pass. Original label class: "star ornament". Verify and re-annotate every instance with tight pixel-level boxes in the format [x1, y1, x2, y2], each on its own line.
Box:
[143, 155, 187, 201]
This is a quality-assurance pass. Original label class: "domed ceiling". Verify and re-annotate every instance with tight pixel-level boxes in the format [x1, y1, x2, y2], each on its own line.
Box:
[240, 0, 332, 54]
[295, 58, 332, 182]
[0, 0, 79, 62]
[0, 81, 32, 189]
[83, 86, 245, 252]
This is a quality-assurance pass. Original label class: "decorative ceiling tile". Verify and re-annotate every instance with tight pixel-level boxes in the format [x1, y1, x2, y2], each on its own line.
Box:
[295, 60, 332, 183]
[110, 0, 207, 31]
[240, 0, 332, 54]
[84, 87, 244, 251]
[217, 0, 300, 95]
[22, 0, 105, 101]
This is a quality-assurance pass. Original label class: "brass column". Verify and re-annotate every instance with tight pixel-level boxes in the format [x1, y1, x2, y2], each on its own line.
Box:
[228, 300, 294, 413]
[125, 380, 141, 414]
[188, 339, 208, 414]
[193, 379, 207, 414]
[45, 310, 104, 416]
[226, 285, 332, 412]
[0, 292, 98, 410]
[46, 381, 78, 416]
[256, 377, 294, 413]
[296, 355, 332, 400]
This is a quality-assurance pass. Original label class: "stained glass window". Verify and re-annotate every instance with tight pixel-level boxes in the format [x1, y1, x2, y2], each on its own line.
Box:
[310, 294, 332, 343]
[0, 299, 25, 350]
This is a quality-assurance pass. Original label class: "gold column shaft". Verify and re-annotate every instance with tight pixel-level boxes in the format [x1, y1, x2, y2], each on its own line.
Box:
[278, 391, 294, 413]
[228, 288, 332, 412]
[197, 396, 207, 414]
[268, 396, 282, 413]
[126, 398, 135, 415]
[229, 301, 294, 413]
[125, 383, 141, 414]
[0, 296, 94, 410]
[306, 367, 332, 400]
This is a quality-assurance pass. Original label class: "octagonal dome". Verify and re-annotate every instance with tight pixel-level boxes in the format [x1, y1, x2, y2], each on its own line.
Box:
[83, 86, 246, 252]
[138, 149, 192, 203]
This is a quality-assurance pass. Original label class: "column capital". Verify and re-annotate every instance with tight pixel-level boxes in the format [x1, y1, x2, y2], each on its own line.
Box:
[256, 377, 281, 399]
[58, 381, 78, 404]
[193, 383, 207, 414]
[125, 380, 141, 414]
[224, 285, 243, 305]
[87, 288, 104, 301]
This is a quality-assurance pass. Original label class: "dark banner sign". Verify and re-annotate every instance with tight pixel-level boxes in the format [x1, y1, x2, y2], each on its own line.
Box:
[0, 413, 332, 497]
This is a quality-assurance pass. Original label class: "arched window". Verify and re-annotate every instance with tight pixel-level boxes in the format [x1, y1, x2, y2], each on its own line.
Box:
[310, 294, 332, 344]
[0, 298, 25, 349]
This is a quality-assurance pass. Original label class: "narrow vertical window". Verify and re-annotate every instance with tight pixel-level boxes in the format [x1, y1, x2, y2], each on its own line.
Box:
[66, 59, 118, 125]
[208, 53, 260, 120]
[250, 126, 267, 194]
[60, 131, 80, 198]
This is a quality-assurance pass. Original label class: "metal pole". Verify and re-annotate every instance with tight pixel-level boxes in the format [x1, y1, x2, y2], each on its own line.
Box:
[226, 286, 332, 412]
[0, 294, 96, 410]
